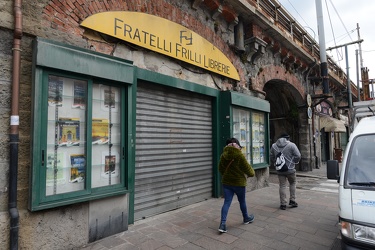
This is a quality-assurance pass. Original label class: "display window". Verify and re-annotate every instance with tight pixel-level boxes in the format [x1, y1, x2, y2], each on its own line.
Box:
[31, 72, 129, 210]
[45, 75, 88, 196]
[232, 108, 267, 165]
[232, 108, 251, 162]
[91, 84, 122, 188]
[251, 112, 265, 164]
[29, 38, 135, 211]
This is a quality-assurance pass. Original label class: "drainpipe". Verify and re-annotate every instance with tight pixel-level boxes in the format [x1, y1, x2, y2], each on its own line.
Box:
[9, 0, 22, 249]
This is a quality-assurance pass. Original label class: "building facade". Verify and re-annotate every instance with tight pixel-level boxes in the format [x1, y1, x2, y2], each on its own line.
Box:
[1, 0, 354, 249]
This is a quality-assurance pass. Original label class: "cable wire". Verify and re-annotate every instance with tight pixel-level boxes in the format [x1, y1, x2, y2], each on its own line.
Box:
[328, 0, 354, 42]
[325, 0, 342, 64]
[285, 0, 310, 27]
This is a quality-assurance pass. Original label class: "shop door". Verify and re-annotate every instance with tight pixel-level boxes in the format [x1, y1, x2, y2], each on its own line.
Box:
[134, 81, 213, 220]
[320, 129, 329, 161]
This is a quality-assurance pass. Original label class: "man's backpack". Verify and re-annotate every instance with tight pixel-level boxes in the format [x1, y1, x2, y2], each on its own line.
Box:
[273, 145, 288, 172]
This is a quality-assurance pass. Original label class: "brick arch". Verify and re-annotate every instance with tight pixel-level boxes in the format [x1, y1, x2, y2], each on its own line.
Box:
[253, 64, 305, 100]
[42, 1, 122, 36]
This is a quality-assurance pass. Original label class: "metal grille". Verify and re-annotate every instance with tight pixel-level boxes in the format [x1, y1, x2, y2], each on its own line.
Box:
[134, 81, 213, 220]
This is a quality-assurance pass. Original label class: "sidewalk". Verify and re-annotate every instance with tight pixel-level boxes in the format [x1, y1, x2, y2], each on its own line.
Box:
[298, 162, 329, 178]
[80, 166, 341, 250]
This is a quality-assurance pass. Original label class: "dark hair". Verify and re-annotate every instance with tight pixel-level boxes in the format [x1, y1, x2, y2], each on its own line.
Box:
[279, 133, 290, 139]
[226, 138, 242, 148]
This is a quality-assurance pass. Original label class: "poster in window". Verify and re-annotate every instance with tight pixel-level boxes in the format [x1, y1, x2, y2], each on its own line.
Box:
[260, 145, 264, 162]
[104, 89, 115, 108]
[104, 155, 116, 173]
[46, 153, 66, 186]
[69, 154, 85, 183]
[254, 130, 259, 142]
[101, 152, 119, 178]
[100, 85, 119, 112]
[58, 118, 80, 147]
[92, 118, 109, 145]
[48, 76, 63, 106]
[72, 81, 86, 109]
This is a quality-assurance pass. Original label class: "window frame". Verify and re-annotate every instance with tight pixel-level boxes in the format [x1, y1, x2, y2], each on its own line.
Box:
[232, 107, 267, 166]
[29, 38, 134, 211]
[219, 91, 270, 170]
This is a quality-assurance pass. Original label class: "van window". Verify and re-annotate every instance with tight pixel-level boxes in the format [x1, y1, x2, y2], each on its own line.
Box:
[346, 134, 375, 186]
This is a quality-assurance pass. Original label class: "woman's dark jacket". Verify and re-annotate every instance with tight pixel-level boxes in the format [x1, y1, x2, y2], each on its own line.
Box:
[219, 146, 255, 187]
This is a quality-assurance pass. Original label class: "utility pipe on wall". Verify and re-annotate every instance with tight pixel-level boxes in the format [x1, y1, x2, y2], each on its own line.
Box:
[9, 0, 22, 249]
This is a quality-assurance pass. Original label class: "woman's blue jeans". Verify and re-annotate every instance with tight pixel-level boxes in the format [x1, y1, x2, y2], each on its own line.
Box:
[220, 184, 248, 223]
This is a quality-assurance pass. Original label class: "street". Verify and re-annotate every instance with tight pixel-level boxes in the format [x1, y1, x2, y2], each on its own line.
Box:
[269, 165, 341, 250]
[269, 170, 339, 194]
[81, 166, 342, 250]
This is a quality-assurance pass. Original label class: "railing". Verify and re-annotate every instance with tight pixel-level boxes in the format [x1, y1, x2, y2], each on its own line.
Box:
[252, 0, 352, 89]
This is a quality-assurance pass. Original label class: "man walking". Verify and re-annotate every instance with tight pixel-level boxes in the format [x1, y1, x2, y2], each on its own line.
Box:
[270, 133, 301, 210]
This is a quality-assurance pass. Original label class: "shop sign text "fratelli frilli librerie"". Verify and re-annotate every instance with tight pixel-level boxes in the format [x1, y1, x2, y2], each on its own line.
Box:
[81, 12, 240, 81]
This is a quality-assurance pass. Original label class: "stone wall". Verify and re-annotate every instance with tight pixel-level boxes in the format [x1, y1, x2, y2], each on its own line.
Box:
[0, 28, 13, 250]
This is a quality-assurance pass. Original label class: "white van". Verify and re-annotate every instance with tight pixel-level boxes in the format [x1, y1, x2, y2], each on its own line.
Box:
[327, 102, 375, 249]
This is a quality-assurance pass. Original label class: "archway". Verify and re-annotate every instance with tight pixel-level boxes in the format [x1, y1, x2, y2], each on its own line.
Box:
[264, 79, 310, 171]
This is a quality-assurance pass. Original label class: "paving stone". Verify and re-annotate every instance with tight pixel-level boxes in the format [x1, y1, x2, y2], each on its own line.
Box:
[81, 167, 341, 250]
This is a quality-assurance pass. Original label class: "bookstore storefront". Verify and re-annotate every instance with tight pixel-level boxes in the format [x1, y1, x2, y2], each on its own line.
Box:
[29, 38, 272, 249]
[28, 12, 270, 243]
[30, 36, 270, 219]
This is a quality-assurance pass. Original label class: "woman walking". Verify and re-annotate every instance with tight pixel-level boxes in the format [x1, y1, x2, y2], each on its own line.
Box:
[218, 138, 255, 233]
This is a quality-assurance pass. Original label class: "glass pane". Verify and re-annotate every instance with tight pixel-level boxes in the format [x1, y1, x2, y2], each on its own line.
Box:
[252, 112, 266, 164]
[91, 84, 121, 188]
[346, 135, 375, 185]
[232, 108, 250, 162]
[46, 75, 87, 196]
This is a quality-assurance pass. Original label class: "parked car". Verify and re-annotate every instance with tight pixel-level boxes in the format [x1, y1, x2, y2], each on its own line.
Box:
[327, 100, 375, 250]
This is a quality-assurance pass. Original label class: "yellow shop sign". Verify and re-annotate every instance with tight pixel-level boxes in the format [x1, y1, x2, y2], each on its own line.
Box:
[81, 12, 240, 81]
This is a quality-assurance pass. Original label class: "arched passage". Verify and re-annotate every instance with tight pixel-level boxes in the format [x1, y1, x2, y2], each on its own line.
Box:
[264, 79, 311, 171]
[265, 79, 304, 140]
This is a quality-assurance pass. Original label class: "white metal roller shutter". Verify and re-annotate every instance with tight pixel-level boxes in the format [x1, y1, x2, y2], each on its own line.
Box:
[134, 81, 213, 220]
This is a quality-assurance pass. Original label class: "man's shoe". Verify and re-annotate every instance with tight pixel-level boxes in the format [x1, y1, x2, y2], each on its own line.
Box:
[218, 223, 227, 233]
[243, 214, 255, 224]
[289, 200, 298, 207]
[280, 205, 286, 210]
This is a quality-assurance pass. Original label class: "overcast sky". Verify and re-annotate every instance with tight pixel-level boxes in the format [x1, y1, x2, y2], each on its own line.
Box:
[277, 0, 375, 87]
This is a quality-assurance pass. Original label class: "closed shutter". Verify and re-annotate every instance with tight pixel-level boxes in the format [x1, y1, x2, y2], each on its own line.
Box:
[134, 81, 213, 220]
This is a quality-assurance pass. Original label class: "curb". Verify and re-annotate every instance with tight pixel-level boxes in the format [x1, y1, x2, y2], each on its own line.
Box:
[269, 170, 326, 179]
